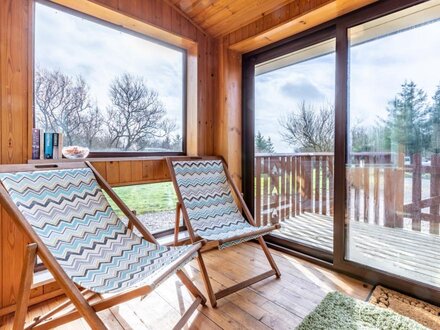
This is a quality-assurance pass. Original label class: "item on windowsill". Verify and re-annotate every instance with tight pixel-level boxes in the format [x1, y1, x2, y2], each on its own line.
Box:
[39, 130, 45, 159]
[44, 132, 54, 159]
[32, 128, 41, 160]
[53, 133, 60, 159]
[62, 146, 89, 159]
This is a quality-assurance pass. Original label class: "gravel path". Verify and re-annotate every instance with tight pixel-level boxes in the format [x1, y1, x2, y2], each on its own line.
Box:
[123, 210, 181, 234]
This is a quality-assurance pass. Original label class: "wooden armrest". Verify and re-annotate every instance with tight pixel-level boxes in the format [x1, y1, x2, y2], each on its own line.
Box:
[148, 242, 202, 288]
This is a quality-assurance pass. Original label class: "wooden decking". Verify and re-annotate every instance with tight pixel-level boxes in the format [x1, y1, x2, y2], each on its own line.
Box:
[0, 243, 371, 330]
[277, 213, 440, 288]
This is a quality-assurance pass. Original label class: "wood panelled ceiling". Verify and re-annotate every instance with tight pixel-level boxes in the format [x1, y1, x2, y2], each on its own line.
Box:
[169, 0, 297, 37]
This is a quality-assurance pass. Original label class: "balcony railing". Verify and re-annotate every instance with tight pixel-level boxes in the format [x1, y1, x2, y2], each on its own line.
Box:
[254, 152, 440, 235]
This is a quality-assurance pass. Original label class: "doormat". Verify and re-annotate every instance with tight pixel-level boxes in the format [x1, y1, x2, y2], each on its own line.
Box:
[297, 291, 426, 330]
[369, 285, 440, 330]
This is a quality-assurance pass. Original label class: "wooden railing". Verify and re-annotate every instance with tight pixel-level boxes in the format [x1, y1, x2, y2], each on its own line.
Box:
[255, 152, 334, 226]
[254, 152, 440, 235]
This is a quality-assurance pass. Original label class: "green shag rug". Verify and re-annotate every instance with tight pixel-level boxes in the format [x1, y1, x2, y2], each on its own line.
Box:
[297, 292, 428, 330]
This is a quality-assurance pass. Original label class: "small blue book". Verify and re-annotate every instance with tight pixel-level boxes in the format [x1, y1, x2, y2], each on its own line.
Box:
[44, 133, 54, 159]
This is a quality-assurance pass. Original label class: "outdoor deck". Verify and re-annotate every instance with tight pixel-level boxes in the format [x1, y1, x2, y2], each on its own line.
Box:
[276, 213, 440, 288]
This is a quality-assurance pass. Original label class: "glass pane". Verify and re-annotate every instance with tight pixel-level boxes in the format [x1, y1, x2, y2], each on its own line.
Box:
[110, 183, 179, 234]
[347, 0, 440, 287]
[254, 39, 336, 252]
[34, 3, 184, 153]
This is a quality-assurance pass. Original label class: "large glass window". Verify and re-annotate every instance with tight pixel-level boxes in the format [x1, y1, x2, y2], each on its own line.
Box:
[254, 39, 335, 253]
[110, 183, 179, 234]
[346, 0, 440, 287]
[244, 0, 440, 298]
[34, 1, 185, 155]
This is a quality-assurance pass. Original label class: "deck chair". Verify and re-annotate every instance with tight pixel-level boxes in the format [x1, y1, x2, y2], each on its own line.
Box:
[0, 162, 206, 330]
[167, 156, 281, 307]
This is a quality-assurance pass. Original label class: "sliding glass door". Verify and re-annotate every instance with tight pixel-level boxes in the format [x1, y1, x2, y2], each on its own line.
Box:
[249, 36, 336, 259]
[244, 0, 440, 301]
[346, 0, 440, 288]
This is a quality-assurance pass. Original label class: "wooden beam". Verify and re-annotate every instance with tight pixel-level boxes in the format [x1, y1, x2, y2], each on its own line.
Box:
[50, 0, 197, 49]
[228, 0, 377, 53]
[162, 0, 209, 37]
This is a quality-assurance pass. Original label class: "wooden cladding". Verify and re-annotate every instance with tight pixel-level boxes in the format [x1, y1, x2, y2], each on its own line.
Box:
[91, 159, 171, 186]
[168, 0, 295, 38]
[0, 0, 33, 318]
[225, 0, 377, 53]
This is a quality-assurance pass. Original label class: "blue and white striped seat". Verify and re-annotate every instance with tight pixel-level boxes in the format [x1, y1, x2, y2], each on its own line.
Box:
[0, 168, 194, 294]
[171, 159, 269, 249]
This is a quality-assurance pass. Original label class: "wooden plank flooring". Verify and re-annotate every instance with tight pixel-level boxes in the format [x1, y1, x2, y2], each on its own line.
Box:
[0, 242, 371, 329]
[277, 213, 440, 287]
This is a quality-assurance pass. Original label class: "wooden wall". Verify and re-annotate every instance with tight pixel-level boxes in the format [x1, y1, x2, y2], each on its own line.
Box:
[0, 0, 217, 315]
[0, 0, 34, 317]
[214, 38, 243, 188]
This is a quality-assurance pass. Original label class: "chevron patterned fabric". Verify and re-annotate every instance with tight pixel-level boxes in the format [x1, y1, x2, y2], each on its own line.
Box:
[171, 159, 269, 249]
[0, 168, 195, 294]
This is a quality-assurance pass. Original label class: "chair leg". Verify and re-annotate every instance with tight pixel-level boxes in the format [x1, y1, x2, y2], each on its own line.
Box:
[176, 269, 207, 306]
[174, 203, 181, 245]
[172, 296, 202, 330]
[258, 237, 281, 278]
[196, 252, 217, 308]
[25, 289, 96, 329]
[13, 243, 37, 330]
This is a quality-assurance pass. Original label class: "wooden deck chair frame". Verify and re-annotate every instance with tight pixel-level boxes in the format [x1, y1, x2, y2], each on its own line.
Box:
[167, 156, 281, 308]
[0, 162, 206, 330]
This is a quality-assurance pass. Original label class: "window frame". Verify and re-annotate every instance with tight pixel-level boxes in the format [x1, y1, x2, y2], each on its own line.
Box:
[33, 0, 188, 158]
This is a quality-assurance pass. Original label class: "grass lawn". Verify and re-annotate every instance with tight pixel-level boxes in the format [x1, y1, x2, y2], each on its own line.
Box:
[108, 182, 178, 216]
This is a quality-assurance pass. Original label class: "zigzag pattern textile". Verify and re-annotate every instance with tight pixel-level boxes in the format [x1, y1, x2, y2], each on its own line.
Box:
[172, 160, 267, 249]
[0, 168, 194, 294]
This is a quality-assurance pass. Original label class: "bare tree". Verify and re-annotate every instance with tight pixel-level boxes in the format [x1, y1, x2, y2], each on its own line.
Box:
[106, 73, 175, 151]
[81, 106, 104, 148]
[279, 101, 334, 152]
[34, 68, 102, 147]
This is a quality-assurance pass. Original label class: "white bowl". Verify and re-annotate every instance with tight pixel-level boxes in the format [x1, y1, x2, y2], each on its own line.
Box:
[62, 146, 90, 159]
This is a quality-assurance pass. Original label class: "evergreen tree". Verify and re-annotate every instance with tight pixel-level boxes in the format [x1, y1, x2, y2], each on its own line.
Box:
[351, 121, 371, 152]
[430, 84, 440, 153]
[255, 131, 275, 153]
[384, 81, 429, 157]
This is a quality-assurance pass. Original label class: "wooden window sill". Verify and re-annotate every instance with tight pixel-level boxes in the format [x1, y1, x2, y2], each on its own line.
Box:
[28, 156, 169, 164]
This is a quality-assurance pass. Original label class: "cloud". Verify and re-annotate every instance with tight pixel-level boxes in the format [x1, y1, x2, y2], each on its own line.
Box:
[255, 18, 440, 153]
[280, 80, 325, 101]
[35, 3, 184, 132]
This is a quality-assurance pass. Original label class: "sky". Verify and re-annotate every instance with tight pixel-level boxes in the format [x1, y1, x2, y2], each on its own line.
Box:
[35, 2, 440, 154]
[35, 2, 184, 138]
[255, 16, 440, 153]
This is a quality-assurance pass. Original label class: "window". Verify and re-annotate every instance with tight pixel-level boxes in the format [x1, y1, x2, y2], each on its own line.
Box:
[254, 39, 336, 254]
[110, 183, 180, 234]
[34, 1, 185, 156]
[243, 0, 440, 299]
[346, 1, 440, 287]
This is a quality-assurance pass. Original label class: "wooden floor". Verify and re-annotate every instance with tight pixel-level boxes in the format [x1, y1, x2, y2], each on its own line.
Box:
[278, 213, 440, 287]
[0, 242, 372, 330]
